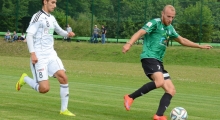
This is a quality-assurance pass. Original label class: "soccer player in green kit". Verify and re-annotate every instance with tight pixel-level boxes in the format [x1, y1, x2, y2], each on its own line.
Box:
[122, 5, 212, 120]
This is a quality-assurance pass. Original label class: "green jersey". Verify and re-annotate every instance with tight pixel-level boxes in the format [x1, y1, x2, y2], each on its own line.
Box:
[140, 18, 179, 61]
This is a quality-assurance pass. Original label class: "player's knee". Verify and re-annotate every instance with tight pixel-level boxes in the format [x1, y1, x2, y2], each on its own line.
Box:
[167, 88, 176, 96]
[39, 86, 50, 93]
[172, 88, 176, 96]
[155, 80, 164, 88]
[55, 71, 68, 84]
[58, 75, 68, 84]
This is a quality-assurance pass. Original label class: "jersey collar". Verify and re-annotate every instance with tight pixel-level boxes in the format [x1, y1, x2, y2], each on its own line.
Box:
[41, 9, 50, 17]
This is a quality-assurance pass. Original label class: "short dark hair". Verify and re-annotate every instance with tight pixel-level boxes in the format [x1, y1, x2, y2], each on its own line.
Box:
[42, 0, 49, 5]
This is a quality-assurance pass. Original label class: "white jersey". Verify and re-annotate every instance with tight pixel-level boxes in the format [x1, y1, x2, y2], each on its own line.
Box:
[26, 10, 68, 56]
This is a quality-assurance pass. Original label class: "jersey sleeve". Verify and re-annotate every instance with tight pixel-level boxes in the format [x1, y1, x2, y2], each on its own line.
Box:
[26, 14, 41, 34]
[169, 26, 179, 39]
[53, 17, 68, 37]
[141, 19, 158, 34]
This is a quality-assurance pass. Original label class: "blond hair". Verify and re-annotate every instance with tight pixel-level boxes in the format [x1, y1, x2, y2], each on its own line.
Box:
[163, 5, 176, 12]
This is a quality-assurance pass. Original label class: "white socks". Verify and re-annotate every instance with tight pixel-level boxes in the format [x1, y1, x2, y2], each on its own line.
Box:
[24, 76, 39, 92]
[24, 77, 69, 111]
[60, 84, 69, 112]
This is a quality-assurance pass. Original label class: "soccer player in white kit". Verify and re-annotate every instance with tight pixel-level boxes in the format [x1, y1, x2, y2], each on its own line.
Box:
[15, 0, 75, 116]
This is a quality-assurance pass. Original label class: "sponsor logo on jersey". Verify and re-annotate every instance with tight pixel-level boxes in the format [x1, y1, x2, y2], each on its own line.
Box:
[49, 28, 54, 34]
[37, 68, 44, 72]
[160, 37, 166, 44]
[146, 22, 152, 27]
[44, 28, 54, 34]
[160, 30, 170, 46]
[160, 37, 168, 46]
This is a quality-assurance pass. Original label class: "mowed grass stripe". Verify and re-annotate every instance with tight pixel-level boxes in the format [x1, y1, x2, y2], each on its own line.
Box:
[1, 75, 219, 106]
[1, 74, 219, 102]
[2, 74, 219, 113]
[1, 57, 220, 119]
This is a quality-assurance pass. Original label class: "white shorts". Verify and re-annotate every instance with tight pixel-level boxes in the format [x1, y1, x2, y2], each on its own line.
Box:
[30, 55, 65, 82]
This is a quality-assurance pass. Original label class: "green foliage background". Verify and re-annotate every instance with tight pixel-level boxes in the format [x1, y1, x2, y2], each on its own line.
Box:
[0, 0, 220, 42]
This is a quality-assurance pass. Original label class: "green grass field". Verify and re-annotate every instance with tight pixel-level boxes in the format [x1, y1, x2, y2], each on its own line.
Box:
[0, 39, 220, 120]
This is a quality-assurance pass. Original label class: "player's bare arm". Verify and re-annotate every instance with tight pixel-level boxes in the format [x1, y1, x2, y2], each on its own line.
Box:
[122, 29, 146, 53]
[175, 36, 212, 49]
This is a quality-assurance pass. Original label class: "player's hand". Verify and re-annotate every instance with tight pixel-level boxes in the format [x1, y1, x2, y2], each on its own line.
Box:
[31, 53, 38, 64]
[199, 45, 212, 49]
[68, 32, 75, 37]
[122, 43, 132, 53]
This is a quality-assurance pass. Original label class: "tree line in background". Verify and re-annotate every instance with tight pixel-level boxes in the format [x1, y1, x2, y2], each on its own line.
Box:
[0, 0, 220, 43]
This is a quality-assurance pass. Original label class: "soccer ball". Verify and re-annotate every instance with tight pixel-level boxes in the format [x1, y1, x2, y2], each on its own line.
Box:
[170, 107, 188, 120]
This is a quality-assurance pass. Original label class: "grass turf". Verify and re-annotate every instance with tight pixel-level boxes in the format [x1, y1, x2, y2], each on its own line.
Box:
[0, 39, 220, 120]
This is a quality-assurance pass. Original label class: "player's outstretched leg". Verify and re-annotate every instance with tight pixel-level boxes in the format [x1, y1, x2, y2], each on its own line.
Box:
[124, 94, 134, 111]
[60, 109, 75, 116]
[153, 114, 167, 120]
[16, 73, 28, 91]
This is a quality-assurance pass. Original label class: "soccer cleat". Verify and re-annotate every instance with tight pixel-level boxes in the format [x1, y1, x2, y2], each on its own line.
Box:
[153, 114, 167, 120]
[124, 94, 134, 111]
[60, 109, 76, 116]
[16, 73, 28, 91]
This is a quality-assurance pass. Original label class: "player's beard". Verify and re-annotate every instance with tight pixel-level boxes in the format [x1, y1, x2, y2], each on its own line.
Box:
[162, 16, 170, 26]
